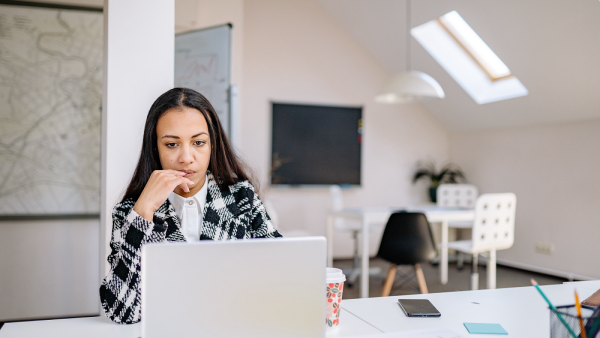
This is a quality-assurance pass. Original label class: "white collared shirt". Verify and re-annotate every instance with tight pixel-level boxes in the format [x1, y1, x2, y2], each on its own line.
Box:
[168, 175, 208, 242]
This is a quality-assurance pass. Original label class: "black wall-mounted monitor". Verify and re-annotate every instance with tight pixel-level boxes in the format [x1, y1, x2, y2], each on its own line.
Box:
[271, 102, 362, 186]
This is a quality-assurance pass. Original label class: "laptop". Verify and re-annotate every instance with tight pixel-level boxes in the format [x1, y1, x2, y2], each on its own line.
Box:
[141, 237, 326, 338]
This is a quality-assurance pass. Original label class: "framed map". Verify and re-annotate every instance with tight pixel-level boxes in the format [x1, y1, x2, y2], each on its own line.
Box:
[0, 1, 103, 219]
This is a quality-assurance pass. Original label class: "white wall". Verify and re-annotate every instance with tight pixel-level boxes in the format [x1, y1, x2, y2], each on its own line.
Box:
[241, 0, 449, 257]
[450, 119, 600, 280]
[100, 0, 175, 296]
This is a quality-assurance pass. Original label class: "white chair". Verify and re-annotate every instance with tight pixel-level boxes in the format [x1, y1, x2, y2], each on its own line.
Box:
[447, 193, 517, 290]
[437, 184, 478, 209]
[437, 184, 478, 269]
[329, 185, 364, 287]
[263, 199, 310, 237]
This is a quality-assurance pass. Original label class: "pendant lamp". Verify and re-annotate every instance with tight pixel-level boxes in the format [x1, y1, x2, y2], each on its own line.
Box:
[375, 0, 444, 104]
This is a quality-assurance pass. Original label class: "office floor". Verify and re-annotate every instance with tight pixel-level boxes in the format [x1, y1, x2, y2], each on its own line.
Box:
[334, 258, 568, 299]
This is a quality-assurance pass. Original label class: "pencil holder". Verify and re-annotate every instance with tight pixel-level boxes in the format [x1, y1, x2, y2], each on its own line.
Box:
[550, 305, 600, 338]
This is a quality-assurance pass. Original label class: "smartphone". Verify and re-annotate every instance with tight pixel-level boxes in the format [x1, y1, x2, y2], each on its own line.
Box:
[397, 299, 441, 317]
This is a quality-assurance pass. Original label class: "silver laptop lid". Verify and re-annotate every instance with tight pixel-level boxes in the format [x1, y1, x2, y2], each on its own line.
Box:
[141, 237, 326, 338]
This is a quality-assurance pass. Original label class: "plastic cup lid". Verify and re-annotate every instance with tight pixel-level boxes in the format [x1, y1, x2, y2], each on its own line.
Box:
[326, 267, 346, 283]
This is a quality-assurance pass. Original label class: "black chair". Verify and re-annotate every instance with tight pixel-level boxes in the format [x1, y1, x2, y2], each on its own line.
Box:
[376, 212, 437, 296]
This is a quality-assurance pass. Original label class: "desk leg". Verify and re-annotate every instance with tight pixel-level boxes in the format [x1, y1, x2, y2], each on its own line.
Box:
[326, 215, 333, 267]
[441, 220, 448, 285]
[360, 217, 369, 298]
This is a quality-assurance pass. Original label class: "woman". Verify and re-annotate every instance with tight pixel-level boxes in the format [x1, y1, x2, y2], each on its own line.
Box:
[99, 88, 282, 324]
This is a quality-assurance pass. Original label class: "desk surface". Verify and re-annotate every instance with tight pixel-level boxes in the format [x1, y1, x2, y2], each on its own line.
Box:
[0, 316, 140, 338]
[0, 307, 381, 338]
[342, 281, 600, 338]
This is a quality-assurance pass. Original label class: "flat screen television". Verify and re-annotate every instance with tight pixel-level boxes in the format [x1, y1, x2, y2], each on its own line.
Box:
[271, 102, 362, 186]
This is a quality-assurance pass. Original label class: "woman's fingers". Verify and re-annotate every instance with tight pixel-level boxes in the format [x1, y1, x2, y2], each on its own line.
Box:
[181, 178, 194, 193]
[157, 171, 194, 192]
[174, 177, 194, 193]
[163, 169, 188, 177]
[134, 170, 197, 221]
[180, 183, 189, 193]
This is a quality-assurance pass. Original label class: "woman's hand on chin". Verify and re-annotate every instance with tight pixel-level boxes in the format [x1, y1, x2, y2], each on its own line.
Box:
[133, 170, 194, 222]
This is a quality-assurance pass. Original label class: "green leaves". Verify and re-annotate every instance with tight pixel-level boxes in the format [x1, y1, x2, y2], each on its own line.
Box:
[412, 161, 466, 187]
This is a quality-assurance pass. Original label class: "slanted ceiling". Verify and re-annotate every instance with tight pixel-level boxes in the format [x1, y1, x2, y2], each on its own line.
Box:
[22, 0, 600, 131]
[315, 0, 600, 131]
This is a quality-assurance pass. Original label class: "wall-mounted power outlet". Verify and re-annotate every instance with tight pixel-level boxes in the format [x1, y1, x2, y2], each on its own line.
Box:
[535, 242, 554, 255]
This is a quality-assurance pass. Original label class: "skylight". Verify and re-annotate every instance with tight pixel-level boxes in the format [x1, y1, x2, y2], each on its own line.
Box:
[438, 11, 511, 81]
[411, 11, 528, 104]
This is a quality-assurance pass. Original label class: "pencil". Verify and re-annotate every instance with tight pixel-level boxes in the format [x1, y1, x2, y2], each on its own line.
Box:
[575, 291, 587, 338]
[531, 279, 578, 338]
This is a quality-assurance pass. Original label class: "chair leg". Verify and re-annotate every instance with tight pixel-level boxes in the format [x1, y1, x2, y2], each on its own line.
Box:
[487, 249, 496, 289]
[471, 253, 479, 291]
[352, 230, 359, 269]
[381, 264, 397, 297]
[457, 252, 464, 270]
[415, 263, 429, 294]
[347, 268, 360, 286]
[346, 230, 360, 287]
[456, 229, 464, 270]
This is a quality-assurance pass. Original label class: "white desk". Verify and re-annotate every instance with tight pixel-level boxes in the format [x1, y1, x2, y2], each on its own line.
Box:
[563, 280, 600, 292]
[327, 206, 475, 298]
[0, 309, 380, 338]
[2, 282, 598, 337]
[341, 281, 600, 337]
[0, 315, 141, 338]
[327, 310, 383, 337]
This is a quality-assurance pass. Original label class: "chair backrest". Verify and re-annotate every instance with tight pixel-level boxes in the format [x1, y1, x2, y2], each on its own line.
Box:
[329, 185, 347, 230]
[376, 213, 437, 265]
[263, 199, 280, 230]
[471, 193, 517, 252]
[437, 184, 479, 209]
[329, 185, 344, 211]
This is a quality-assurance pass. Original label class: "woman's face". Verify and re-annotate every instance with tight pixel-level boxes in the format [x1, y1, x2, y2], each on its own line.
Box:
[156, 107, 211, 196]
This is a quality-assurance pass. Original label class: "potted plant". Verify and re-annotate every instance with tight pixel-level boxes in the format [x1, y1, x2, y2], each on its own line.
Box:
[412, 162, 466, 203]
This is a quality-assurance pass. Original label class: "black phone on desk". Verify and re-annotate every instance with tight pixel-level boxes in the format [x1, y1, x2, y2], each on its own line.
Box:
[398, 299, 441, 317]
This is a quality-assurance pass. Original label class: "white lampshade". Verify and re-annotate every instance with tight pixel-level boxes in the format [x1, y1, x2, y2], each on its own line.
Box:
[375, 70, 445, 104]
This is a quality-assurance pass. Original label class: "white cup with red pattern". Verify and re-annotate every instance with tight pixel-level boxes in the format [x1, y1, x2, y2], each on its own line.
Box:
[325, 268, 346, 329]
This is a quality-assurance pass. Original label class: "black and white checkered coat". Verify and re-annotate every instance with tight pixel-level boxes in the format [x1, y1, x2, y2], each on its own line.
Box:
[99, 172, 282, 324]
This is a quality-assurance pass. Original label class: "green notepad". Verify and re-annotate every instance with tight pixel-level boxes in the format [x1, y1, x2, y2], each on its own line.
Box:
[464, 323, 508, 335]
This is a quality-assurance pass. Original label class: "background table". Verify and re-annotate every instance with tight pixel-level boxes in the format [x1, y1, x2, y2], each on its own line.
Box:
[327, 206, 475, 298]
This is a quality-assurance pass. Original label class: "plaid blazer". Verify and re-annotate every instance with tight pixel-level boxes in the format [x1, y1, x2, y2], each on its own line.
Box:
[99, 172, 282, 324]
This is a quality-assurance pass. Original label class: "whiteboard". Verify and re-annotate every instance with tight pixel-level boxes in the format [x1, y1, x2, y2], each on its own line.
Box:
[0, 3, 103, 217]
[175, 24, 232, 136]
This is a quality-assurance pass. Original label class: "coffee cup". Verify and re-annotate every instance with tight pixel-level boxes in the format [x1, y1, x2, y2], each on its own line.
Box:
[325, 268, 346, 328]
